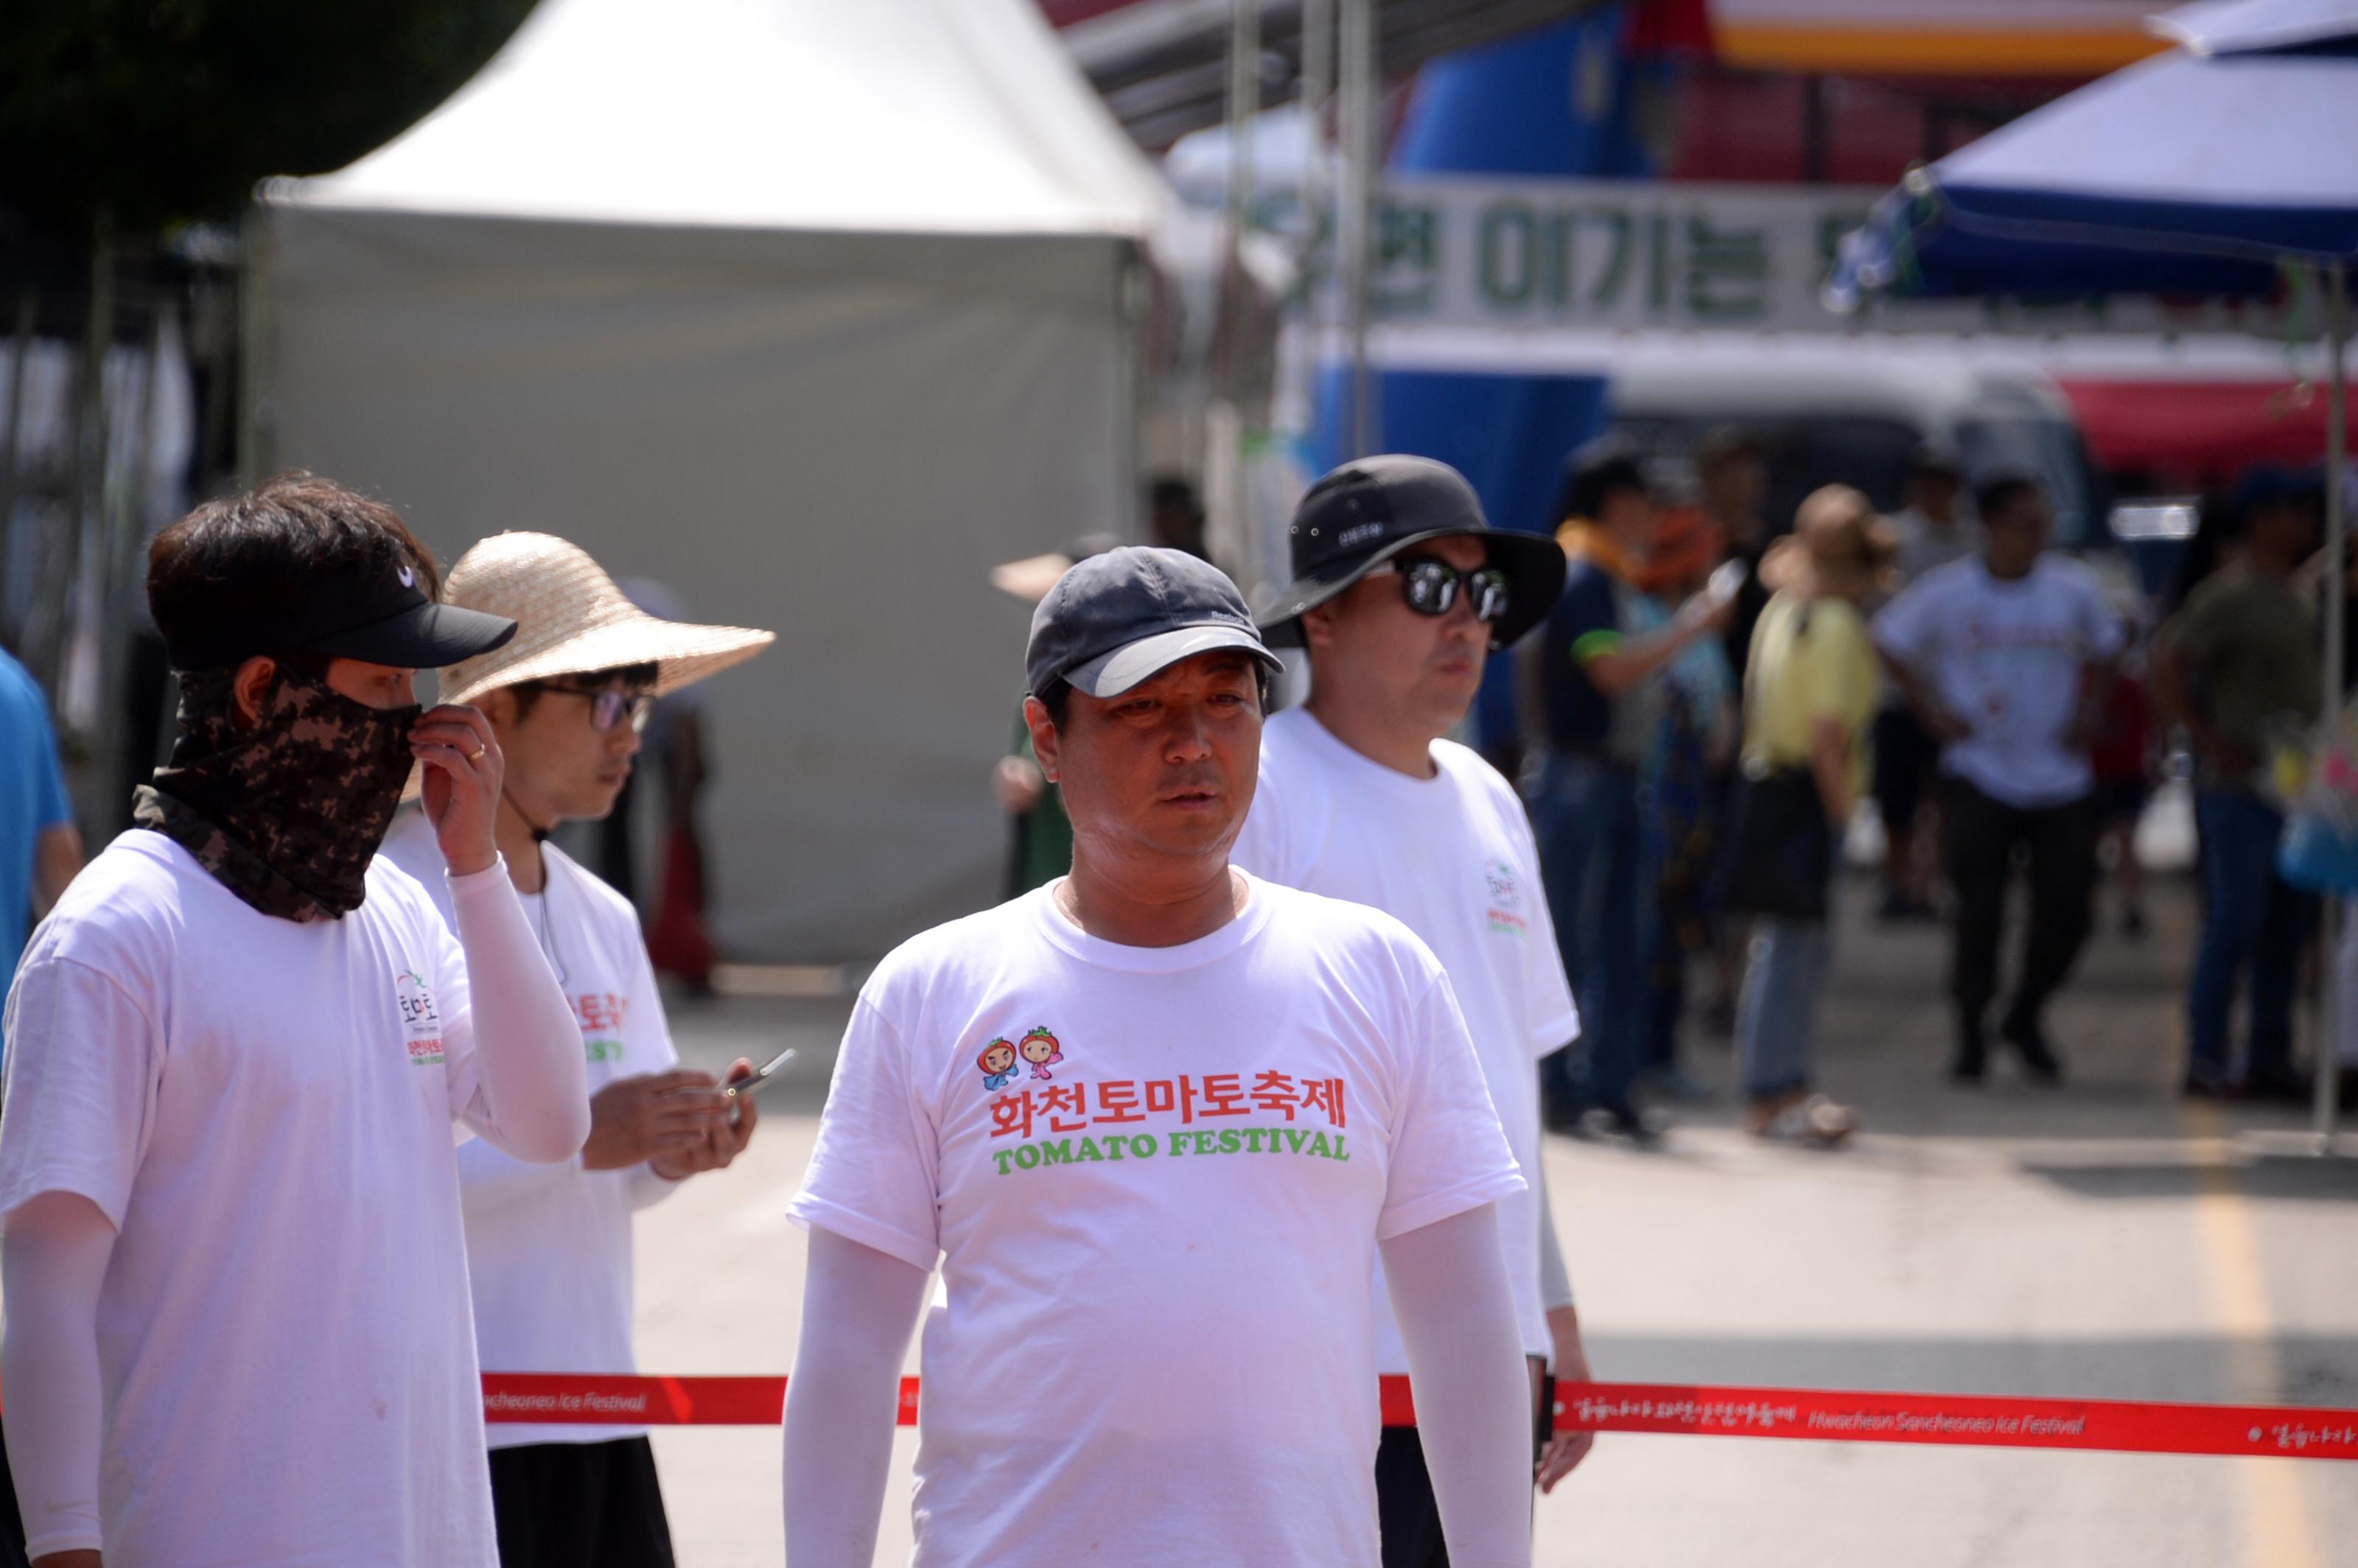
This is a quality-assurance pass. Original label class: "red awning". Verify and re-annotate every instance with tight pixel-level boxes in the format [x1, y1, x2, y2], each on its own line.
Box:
[2056, 378, 2358, 487]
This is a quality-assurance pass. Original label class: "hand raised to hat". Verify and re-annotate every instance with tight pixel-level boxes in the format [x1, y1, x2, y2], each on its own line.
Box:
[413, 704, 504, 877]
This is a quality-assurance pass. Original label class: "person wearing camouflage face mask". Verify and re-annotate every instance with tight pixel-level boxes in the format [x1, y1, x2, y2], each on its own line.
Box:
[0, 475, 592, 1568]
[133, 661, 430, 921]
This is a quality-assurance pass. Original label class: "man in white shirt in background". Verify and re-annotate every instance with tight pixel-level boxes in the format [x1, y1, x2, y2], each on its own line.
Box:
[1875, 474, 2122, 1085]
[0, 475, 590, 1568]
[1236, 455, 1594, 1565]
[781, 545, 1536, 1568]
[385, 532, 774, 1568]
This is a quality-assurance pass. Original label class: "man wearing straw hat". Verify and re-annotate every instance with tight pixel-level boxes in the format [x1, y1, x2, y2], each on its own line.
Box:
[1, 475, 590, 1568]
[384, 532, 774, 1568]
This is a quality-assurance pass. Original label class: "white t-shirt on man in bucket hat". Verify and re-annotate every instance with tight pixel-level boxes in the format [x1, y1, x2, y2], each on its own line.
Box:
[1232, 704, 1581, 1375]
[787, 872, 1523, 1568]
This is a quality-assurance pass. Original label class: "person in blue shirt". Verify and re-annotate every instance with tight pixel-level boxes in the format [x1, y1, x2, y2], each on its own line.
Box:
[1, 645, 82, 988]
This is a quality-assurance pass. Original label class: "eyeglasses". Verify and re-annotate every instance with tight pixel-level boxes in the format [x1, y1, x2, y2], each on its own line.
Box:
[1367, 555, 1514, 624]
[536, 680, 654, 734]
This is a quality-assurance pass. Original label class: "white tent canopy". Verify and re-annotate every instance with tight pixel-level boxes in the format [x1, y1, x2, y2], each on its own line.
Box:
[277, 0, 1159, 234]
[259, 0, 1166, 959]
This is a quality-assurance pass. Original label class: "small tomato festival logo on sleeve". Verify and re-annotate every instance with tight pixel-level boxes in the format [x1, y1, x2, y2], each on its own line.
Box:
[1483, 859, 1529, 935]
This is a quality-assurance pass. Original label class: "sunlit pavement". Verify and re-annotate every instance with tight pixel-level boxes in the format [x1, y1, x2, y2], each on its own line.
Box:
[645, 867, 2358, 1567]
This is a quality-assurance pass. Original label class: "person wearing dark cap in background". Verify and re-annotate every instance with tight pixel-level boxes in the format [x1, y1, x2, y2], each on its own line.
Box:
[1689, 429, 1770, 1038]
[783, 545, 1533, 1568]
[1874, 444, 1977, 921]
[0, 474, 589, 1567]
[1147, 474, 1211, 559]
[2153, 465, 2322, 1101]
[1528, 443, 1732, 1139]
[1630, 501, 1738, 1102]
[1237, 455, 1595, 1562]
[989, 533, 1125, 895]
[1696, 427, 1772, 685]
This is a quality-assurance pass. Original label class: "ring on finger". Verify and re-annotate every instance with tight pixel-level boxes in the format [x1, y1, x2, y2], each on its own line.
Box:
[467, 744, 486, 761]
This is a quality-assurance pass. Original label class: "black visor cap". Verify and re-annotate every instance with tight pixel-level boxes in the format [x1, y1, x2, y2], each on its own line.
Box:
[161, 548, 517, 671]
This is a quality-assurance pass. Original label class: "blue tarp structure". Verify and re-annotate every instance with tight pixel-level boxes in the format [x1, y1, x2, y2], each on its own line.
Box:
[1831, 0, 2358, 1136]
[1310, 7, 1656, 748]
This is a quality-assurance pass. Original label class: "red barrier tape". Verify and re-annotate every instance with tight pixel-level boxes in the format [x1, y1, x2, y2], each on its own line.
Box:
[480, 1374, 2358, 1460]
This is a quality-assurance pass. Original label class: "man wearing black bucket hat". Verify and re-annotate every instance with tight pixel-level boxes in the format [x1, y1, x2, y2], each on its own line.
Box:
[784, 545, 1535, 1568]
[1237, 455, 1597, 1564]
[0, 474, 590, 1567]
[1245, 452, 1594, 1556]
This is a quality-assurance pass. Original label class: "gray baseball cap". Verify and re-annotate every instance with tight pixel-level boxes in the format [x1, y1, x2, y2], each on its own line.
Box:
[1026, 546, 1281, 699]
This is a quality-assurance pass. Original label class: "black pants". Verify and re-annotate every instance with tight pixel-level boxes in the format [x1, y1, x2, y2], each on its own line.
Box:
[1872, 707, 1940, 838]
[1942, 778, 2097, 1027]
[1374, 1362, 1552, 1568]
[0, 1423, 25, 1568]
[489, 1436, 676, 1568]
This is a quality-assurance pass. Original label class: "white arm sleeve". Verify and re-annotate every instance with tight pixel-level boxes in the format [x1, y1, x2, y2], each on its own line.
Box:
[782, 1225, 931, 1568]
[1383, 1203, 1533, 1568]
[2, 1191, 115, 1559]
[448, 860, 592, 1164]
[1535, 1177, 1576, 1313]
[626, 1161, 685, 1211]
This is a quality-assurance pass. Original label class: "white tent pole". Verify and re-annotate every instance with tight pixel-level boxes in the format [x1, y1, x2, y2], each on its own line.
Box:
[1338, 0, 1374, 458]
[2318, 257, 2348, 1150]
[1300, 0, 1331, 284]
[1226, 0, 1259, 273]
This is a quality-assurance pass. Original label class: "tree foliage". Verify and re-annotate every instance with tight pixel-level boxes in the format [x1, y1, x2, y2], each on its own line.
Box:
[0, 0, 539, 237]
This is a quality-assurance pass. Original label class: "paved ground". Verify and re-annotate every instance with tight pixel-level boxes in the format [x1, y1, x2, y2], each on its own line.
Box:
[634, 867, 2358, 1567]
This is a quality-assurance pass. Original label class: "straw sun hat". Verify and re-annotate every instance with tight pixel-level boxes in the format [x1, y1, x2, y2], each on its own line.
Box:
[1760, 485, 1898, 599]
[402, 533, 773, 801]
[432, 531, 775, 711]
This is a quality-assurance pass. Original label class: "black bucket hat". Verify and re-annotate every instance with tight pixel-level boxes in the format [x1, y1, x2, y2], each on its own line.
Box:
[1256, 455, 1566, 650]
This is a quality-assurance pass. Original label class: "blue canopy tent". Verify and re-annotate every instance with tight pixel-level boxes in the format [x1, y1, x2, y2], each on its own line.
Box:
[1830, 0, 2358, 1140]
[1304, 10, 1664, 752]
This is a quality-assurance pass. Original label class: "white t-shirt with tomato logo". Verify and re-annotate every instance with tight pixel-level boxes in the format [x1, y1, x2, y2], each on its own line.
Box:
[1231, 705, 1580, 1371]
[788, 875, 1522, 1568]
[383, 812, 682, 1449]
[0, 830, 499, 1567]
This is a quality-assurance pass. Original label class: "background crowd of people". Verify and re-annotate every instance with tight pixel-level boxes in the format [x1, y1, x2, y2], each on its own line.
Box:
[1480, 428, 2343, 1150]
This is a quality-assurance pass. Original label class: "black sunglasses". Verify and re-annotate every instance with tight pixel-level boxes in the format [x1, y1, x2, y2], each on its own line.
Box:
[1366, 554, 1514, 624]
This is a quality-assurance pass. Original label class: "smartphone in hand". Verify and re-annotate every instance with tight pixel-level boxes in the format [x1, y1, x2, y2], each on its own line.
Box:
[723, 1046, 798, 1121]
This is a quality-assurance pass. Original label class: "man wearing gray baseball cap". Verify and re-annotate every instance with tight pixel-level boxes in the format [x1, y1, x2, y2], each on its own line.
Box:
[782, 545, 1536, 1568]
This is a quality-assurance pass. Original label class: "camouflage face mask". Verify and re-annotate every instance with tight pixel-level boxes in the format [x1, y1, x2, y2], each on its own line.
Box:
[133, 665, 421, 923]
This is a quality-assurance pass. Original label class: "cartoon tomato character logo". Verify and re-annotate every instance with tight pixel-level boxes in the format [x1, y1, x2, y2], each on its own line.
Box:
[977, 1039, 1020, 1092]
[1018, 1026, 1064, 1082]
